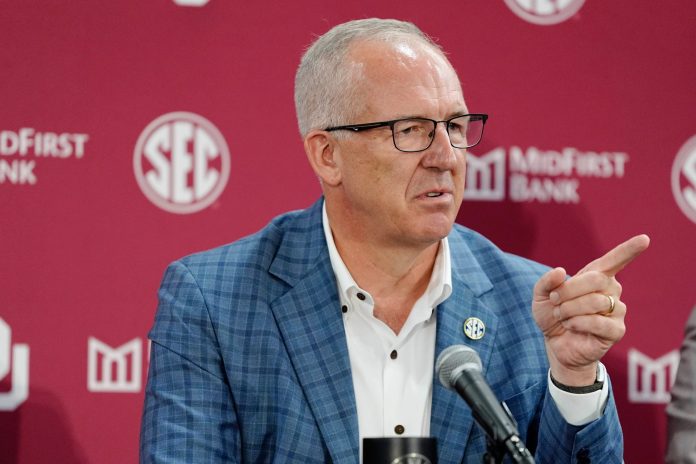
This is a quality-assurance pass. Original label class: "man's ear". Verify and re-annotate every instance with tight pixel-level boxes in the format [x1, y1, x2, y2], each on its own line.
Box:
[304, 130, 342, 187]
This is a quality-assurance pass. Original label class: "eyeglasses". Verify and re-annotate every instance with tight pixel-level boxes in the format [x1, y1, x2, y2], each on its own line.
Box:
[324, 113, 488, 153]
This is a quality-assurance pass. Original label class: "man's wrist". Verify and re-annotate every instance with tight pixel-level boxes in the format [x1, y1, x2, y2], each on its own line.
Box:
[547, 363, 609, 426]
[547, 354, 599, 387]
[550, 366, 604, 393]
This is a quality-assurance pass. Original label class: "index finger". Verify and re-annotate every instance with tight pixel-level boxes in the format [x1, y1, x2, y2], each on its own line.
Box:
[579, 234, 650, 276]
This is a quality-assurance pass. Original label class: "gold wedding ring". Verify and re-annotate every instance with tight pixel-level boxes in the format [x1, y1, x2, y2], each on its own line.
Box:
[605, 295, 616, 315]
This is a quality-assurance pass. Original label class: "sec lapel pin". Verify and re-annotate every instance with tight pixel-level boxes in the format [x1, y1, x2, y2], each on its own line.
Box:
[463, 317, 485, 340]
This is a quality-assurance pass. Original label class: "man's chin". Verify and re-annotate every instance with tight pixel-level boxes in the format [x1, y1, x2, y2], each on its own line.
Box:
[425, 212, 456, 234]
[413, 220, 455, 244]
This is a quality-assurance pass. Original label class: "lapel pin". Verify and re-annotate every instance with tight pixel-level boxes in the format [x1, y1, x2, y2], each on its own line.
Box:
[463, 317, 485, 340]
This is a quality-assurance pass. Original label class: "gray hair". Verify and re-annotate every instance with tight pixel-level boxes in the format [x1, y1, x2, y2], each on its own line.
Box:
[294, 18, 446, 137]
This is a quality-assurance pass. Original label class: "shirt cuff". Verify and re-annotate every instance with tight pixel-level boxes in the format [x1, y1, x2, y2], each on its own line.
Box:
[547, 362, 609, 426]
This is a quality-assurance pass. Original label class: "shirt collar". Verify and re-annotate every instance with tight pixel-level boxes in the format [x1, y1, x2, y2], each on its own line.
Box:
[322, 201, 452, 309]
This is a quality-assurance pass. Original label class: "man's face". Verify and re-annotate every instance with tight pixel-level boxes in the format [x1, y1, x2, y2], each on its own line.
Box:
[329, 40, 468, 249]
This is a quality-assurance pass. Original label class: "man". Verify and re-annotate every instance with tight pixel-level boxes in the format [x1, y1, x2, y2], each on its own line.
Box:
[140, 18, 649, 463]
[667, 307, 696, 463]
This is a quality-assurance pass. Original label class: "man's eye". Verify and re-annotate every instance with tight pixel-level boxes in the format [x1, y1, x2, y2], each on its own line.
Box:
[448, 122, 467, 133]
[397, 122, 425, 135]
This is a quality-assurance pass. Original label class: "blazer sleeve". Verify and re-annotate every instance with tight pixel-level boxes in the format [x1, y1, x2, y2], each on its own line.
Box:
[140, 260, 240, 464]
[535, 379, 623, 463]
[666, 307, 696, 464]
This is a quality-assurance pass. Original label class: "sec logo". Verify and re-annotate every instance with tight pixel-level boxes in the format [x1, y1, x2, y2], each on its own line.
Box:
[172, 0, 210, 6]
[463, 317, 486, 340]
[392, 454, 432, 464]
[504, 0, 586, 25]
[672, 134, 696, 225]
[133, 112, 231, 214]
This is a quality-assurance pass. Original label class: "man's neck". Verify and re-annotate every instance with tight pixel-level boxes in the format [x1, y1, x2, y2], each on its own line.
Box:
[332, 230, 439, 298]
[342, 239, 438, 334]
[325, 203, 441, 333]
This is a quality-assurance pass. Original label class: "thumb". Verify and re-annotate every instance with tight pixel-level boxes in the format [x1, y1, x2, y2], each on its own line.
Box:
[533, 267, 566, 302]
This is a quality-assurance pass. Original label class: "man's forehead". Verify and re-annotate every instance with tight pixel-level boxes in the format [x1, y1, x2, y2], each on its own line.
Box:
[348, 38, 449, 69]
[346, 39, 466, 114]
[350, 40, 457, 85]
[393, 41, 419, 60]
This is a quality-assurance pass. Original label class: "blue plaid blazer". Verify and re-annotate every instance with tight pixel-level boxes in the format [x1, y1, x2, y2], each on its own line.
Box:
[140, 199, 623, 463]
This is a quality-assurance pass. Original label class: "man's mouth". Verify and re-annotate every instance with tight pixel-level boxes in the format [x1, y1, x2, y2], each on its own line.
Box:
[426, 192, 443, 198]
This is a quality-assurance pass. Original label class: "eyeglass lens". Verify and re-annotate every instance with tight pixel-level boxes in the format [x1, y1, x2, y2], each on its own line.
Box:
[392, 115, 484, 152]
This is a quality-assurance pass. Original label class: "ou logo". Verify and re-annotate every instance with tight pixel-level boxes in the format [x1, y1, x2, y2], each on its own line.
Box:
[0, 317, 29, 411]
[672, 134, 696, 225]
[134, 112, 231, 214]
[504, 0, 586, 25]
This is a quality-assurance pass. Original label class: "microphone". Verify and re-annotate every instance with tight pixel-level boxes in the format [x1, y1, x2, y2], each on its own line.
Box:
[436, 345, 535, 464]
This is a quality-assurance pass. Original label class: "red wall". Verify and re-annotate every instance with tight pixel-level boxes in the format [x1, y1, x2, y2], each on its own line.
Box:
[1, 1, 695, 462]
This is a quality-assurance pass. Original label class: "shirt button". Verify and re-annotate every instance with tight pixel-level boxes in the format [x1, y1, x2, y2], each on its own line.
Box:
[356, 292, 366, 301]
[394, 424, 405, 435]
[341, 305, 348, 313]
[576, 448, 590, 464]
[390, 350, 398, 360]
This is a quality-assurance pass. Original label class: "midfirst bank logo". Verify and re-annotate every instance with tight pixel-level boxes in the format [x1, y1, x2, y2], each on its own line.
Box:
[0, 128, 89, 185]
[87, 337, 145, 393]
[504, 0, 586, 25]
[672, 134, 696, 225]
[628, 348, 679, 404]
[0, 317, 30, 411]
[465, 146, 628, 204]
[133, 112, 231, 214]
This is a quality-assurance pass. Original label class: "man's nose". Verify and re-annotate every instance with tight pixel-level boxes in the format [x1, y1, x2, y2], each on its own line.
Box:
[422, 123, 459, 170]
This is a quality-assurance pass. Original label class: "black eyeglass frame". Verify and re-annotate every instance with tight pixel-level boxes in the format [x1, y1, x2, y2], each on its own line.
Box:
[324, 113, 489, 152]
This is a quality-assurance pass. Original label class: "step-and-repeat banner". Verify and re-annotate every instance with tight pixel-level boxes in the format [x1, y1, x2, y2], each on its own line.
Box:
[1, 1, 695, 462]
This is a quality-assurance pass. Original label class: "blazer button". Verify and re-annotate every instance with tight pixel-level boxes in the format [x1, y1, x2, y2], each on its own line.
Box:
[394, 424, 405, 435]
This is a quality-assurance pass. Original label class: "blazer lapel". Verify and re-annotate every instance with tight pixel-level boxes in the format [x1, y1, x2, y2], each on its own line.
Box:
[269, 200, 359, 463]
[431, 230, 499, 464]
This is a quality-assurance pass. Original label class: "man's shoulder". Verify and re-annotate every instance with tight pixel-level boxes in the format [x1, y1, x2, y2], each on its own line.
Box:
[175, 200, 323, 276]
[449, 223, 549, 279]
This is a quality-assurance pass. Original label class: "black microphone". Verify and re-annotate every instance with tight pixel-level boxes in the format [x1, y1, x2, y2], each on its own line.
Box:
[436, 345, 535, 464]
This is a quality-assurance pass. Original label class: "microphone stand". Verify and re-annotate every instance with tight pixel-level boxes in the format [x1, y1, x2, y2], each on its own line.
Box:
[480, 402, 535, 464]
[483, 433, 535, 464]
[483, 435, 507, 464]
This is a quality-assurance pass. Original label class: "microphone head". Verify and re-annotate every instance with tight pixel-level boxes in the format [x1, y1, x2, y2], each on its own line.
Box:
[436, 345, 483, 390]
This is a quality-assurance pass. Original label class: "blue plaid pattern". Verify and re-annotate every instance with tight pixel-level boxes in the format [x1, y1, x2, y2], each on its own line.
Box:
[140, 198, 623, 463]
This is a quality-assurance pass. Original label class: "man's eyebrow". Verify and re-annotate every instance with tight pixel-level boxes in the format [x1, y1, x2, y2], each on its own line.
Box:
[394, 111, 470, 121]
[390, 114, 422, 120]
[446, 110, 470, 119]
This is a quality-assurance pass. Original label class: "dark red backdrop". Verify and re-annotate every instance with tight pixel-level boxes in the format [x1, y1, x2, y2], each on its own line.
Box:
[1, 1, 695, 462]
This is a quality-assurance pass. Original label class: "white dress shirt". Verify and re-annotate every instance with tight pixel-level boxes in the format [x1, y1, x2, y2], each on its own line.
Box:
[321, 204, 608, 458]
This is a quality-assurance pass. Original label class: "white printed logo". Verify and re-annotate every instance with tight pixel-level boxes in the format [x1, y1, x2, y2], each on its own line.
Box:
[465, 149, 506, 200]
[465, 146, 628, 204]
[628, 348, 679, 403]
[671, 135, 696, 224]
[133, 112, 231, 214]
[0, 317, 30, 411]
[87, 337, 142, 393]
[504, 0, 586, 25]
[173, 0, 210, 5]
[0, 128, 89, 185]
